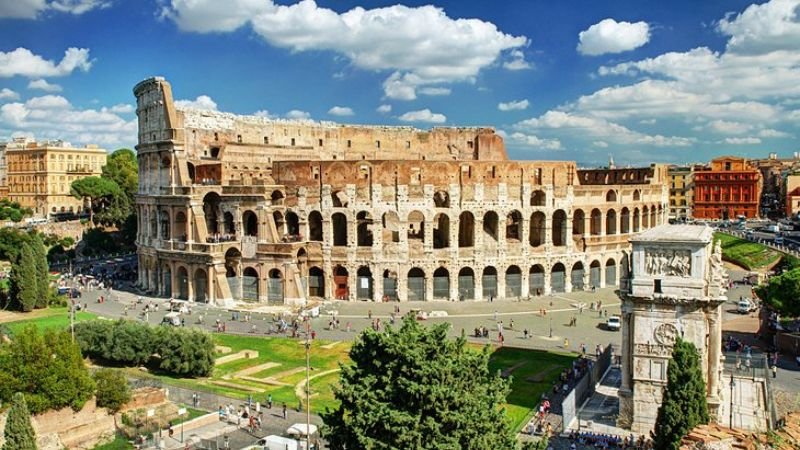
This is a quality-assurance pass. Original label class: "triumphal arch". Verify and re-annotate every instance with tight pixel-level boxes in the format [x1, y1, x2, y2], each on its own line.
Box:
[133, 76, 669, 305]
[618, 224, 727, 433]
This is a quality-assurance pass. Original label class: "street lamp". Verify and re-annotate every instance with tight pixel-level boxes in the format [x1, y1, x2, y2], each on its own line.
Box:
[305, 320, 311, 450]
[729, 373, 736, 428]
[549, 316, 553, 338]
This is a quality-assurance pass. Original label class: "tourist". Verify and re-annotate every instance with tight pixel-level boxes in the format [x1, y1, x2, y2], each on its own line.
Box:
[523, 329, 529, 339]
[282, 403, 287, 420]
[564, 338, 569, 349]
[773, 364, 778, 378]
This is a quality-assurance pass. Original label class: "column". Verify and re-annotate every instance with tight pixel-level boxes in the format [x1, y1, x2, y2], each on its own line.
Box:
[707, 306, 723, 401]
[208, 270, 215, 305]
[564, 269, 572, 293]
[475, 272, 483, 301]
[620, 309, 633, 391]
[521, 269, 530, 298]
[425, 272, 434, 301]
[543, 269, 552, 295]
[187, 267, 195, 302]
[449, 270, 459, 302]
[373, 269, 383, 302]
[497, 268, 506, 300]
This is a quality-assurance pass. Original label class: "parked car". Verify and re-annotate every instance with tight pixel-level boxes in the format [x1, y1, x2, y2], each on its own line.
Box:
[161, 312, 181, 326]
[58, 286, 81, 298]
[606, 315, 621, 331]
[737, 299, 757, 314]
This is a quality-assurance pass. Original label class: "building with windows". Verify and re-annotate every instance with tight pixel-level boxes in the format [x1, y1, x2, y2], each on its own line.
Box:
[134, 77, 669, 305]
[668, 165, 694, 221]
[3, 137, 107, 217]
[693, 156, 761, 220]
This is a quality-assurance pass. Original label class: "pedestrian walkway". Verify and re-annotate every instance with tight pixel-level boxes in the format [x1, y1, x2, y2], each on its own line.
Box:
[568, 366, 628, 436]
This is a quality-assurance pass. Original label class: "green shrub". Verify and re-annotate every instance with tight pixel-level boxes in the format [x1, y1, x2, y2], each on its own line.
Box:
[94, 368, 131, 412]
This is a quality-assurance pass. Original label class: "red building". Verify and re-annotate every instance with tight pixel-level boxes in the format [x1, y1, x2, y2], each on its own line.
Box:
[693, 156, 760, 219]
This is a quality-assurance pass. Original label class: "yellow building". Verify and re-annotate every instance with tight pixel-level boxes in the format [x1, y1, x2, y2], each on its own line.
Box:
[668, 165, 694, 220]
[3, 138, 107, 217]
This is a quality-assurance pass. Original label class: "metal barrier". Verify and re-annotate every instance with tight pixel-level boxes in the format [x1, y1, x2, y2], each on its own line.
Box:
[560, 345, 614, 431]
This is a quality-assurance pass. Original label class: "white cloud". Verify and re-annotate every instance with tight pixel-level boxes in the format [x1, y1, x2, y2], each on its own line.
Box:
[724, 137, 761, 144]
[705, 120, 753, 135]
[757, 128, 791, 138]
[376, 104, 391, 114]
[27, 78, 62, 92]
[0, 88, 20, 101]
[503, 49, 532, 70]
[0, 94, 136, 147]
[398, 109, 446, 124]
[498, 99, 529, 111]
[253, 110, 275, 119]
[418, 87, 451, 96]
[163, 1, 527, 100]
[286, 110, 311, 120]
[509, 132, 561, 150]
[0, 47, 92, 78]
[593, 141, 609, 148]
[639, 119, 656, 125]
[0, 0, 108, 18]
[109, 103, 134, 114]
[327, 106, 354, 116]
[174, 95, 218, 111]
[577, 18, 650, 56]
[717, 0, 800, 55]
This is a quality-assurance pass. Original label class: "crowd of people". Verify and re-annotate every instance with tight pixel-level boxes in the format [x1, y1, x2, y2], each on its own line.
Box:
[565, 431, 653, 449]
[206, 233, 237, 243]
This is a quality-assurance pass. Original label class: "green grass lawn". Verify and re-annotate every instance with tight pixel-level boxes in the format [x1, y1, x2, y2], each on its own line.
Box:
[715, 232, 782, 270]
[1, 307, 98, 335]
[92, 433, 134, 450]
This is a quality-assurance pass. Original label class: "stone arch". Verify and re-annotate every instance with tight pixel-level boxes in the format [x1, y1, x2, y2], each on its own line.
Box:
[333, 265, 349, 300]
[242, 210, 258, 237]
[356, 211, 373, 247]
[571, 261, 585, 291]
[572, 209, 585, 236]
[606, 190, 617, 202]
[552, 210, 567, 246]
[286, 211, 300, 236]
[529, 264, 545, 296]
[382, 211, 400, 243]
[309, 266, 325, 298]
[203, 192, 221, 235]
[331, 190, 348, 208]
[506, 210, 522, 242]
[457, 267, 475, 300]
[433, 213, 450, 249]
[505, 265, 522, 298]
[642, 205, 650, 228]
[650, 205, 657, 227]
[606, 209, 617, 235]
[590, 260, 602, 288]
[273, 211, 285, 235]
[223, 211, 235, 235]
[531, 190, 546, 206]
[529, 211, 546, 246]
[458, 211, 475, 247]
[383, 269, 398, 301]
[633, 207, 640, 232]
[268, 268, 283, 303]
[551, 262, 566, 293]
[194, 268, 208, 302]
[633, 189, 641, 201]
[482, 266, 498, 299]
[308, 211, 323, 241]
[407, 267, 426, 301]
[271, 190, 284, 205]
[483, 211, 499, 243]
[605, 258, 618, 286]
[590, 208, 602, 235]
[356, 266, 373, 300]
[433, 190, 450, 208]
[177, 266, 189, 300]
[408, 210, 425, 245]
[332, 212, 348, 246]
[242, 266, 259, 300]
[433, 267, 450, 299]
[620, 207, 630, 234]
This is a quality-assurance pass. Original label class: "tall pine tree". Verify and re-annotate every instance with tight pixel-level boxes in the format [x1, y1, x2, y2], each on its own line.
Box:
[8, 243, 38, 312]
[30, 235, 49, 309]
[2, 392, 37, 450]
[653, 339, 710, 450]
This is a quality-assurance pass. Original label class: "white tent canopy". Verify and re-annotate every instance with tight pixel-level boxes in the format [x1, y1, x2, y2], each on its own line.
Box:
[287, 423, 318, 436]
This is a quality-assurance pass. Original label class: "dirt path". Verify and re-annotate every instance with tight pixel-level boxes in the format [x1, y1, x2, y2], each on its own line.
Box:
[294, 368, 341, 400]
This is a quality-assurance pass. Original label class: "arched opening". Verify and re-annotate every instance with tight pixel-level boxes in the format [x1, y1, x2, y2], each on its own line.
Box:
[333, 265, 349, 300]
[606, 190, 617, 202]
[620, 207, 630, 234]
[243, 210, 258, 237]
[606, 259, 618, 286]
[458, 212, 474, 247]
[505, 265, 522, 298]
[159, 211, 170, 240]
[531, 190, 546, 206]
[642, 206, 650, 228]
[177, 266, 189, 300]
[657, 205, 663, 226]
[482, 266, 498, 299]
[332, 213, 348, 246]
[268, 269, 283, 303]
[571, 261, 585, 291]
[203, 192, 221, 235]
[529, 265, 544, 296]
[650, 206, 657, 228]
[173, 212, 187, 241]
[356, 211, 373, 247]
[633, 189, 641, 201]
[242, 267, 259, 300]
[458, 267, 475, 300]
[483, 211, 499, 243]
[433, 213, 450, 249]
[382, 211, 400, 243]
[590, 209, 602, 235]
[621, 253, 631, 283]
[223, 211, 235, 235]
[308, 211, 323, 241]
[606, 209, 617, 235]
[225, 248, 242, 299]
[407, 211, 425, 247]
[309, 267, 325, 298]
[187, 162, 196, 184]
[162, 267, 172, 297]
[506, 210, 522, 242]
[407, 268, 426, 301]
[551, 263, 566, 293]
[433, 267, 450, 299]
[271, 190, 284, 205]
[273, 211, 285, 236]
[590, 260, 602, 289]
[383, 270, 398, 301]
[194, 268, 208, 302]
[529, 212, 546, 247]
[286, 211, 300, 236]
[433, 190, 450, 208]
[331, 190, 348, 208]
[572, 209, 585, 236]
[356, 266, 373, 300]
[552, 210, 567, 246]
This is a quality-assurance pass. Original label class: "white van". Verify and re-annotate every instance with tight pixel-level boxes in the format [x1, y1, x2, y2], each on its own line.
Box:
[248, 435, 306, 450]
[737, 300, 756, 314]
[161, 312, 181, 326]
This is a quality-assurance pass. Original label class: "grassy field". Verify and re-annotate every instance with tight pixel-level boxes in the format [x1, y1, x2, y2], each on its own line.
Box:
[0, 306, 98, 335]
[715, 232, 782, 270]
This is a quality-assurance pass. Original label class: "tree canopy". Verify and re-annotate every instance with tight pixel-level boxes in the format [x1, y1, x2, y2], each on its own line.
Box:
[321, 316, 517, 450]
[102, 149, 138, 201]
[653, 339, 709, 450]
[755, 268, 800, 317]
[2, 392, 37, 450]
[70, 176, 122, 226]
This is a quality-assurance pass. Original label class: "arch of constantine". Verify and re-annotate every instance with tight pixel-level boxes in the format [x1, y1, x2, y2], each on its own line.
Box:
[133, 77, 669, 305]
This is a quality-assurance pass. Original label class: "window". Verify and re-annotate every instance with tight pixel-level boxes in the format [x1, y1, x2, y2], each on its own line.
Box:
[214, 132, 219, 141]
[725, 162, 731, 170]
[467, 140, 473, 149]
[318, 139, 323, 147]
[264, 137, 269, 144]
[405, 141, 411, 149]
[376, 140, 381, 149]
[654, 279, 662, 293]
[237, 135, 242, 143]
[347, 140, 352, 148]
[291, 138, 296, 146]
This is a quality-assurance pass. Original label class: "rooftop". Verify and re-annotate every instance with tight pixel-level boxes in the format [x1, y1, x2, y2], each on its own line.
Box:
[632, 224, 713, 243]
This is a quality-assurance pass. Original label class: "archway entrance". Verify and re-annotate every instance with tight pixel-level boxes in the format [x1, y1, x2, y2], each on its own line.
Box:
[194, 268, 208, 302]
[242, 267, 259, 300]
[433, 267, 449, 299]
[505, 265, 521, 298]
[163, 267, 172, 297]
[458, 267, 475, 300]
[407, 268, 426, 301]
[529, 265, 544, 296]
[309, 267, 325, 298]
[590, 260, 601, 289]
[482, 266, 498, 299]
[606, 259, 618, 286]
[571, 262, 585, 291]
[334, 266, 349, 300]
[551, 263, 566, 293]
[356, 266, 373, 300]
[383, 270, 398, 301]
[268, 269, 283, 303]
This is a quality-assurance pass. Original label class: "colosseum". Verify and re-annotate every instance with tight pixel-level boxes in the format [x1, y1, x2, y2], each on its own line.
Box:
[134, 77, 669, 305]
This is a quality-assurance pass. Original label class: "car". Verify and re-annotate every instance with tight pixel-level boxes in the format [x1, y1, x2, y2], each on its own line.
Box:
[606, 315, 621, 331]
[737, 300, 757, 314]
[161, 312, 182, 326]
[58, 287, 82, 298]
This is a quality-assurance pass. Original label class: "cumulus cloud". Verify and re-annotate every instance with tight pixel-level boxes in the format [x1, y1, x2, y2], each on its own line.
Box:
[577, 18, 650, 56]
[498, 99, 529, 111]
[705, 119, 753, 135]
[509, 132, 561, 150]
[327, 106, 354, 116]
[376, 104, 391, 114]
[109, 103, 134, 114]
[174, 95, 218, 111]
[593, 141, 609, 148]
[0, 94, 136, 147]
[503, 49, 533, 70]
[717, 0, 800, 55]
[27, 78, 62, 92]
[724, 137, 761, 144]
[286, 110, 311, 120]
[162, 0, 527, 100]
[757, 128, 791, 138]
[398, 109, 446, 124]
[418, 87, 451, 96]
[253, 110, 275, 119]
[0, 47, 92, 78]
[0, 0, 109, 18]
[0, 88, 20, 101]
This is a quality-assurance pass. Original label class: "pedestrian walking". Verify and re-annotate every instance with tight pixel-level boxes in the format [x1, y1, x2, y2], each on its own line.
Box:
[772, 364, 777, 378]
[564, 338, 569, 349]
[267, 394, 273, 409]
[282, 403, 287, 420]
[494, 310, 498, 321]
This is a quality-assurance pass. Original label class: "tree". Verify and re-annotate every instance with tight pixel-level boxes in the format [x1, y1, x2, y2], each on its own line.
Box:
[30, 235, 49, 309]
[2, 393, 37, 450]
[653, 339, 709, 450]
[93, 369, 131, 412]
[70, 177, 122, 226]
[101, 149, 138, 202]
[321, 316, 516, 450]
[755, 268, 800, 317]
[8, 243, 38, 312]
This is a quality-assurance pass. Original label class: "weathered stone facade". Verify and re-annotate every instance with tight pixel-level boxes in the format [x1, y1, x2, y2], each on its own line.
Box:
[618, 224, 727, 434]
[134, 77, 669, 305]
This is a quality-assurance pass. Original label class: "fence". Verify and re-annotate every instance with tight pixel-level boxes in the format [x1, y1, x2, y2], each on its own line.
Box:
[560, 344, 614, 431]
[721, 351, 777, 430]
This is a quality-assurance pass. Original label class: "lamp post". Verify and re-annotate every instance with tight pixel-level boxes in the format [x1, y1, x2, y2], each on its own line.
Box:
[549, 316, 553, 338]
[305, 320, 311, 450]
[729, 372, 736, 428]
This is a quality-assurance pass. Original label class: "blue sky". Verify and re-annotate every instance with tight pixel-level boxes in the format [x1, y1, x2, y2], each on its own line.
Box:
[0, 0, 798, 167]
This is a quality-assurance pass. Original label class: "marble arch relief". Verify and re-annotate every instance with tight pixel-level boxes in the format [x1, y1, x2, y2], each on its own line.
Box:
[644, 248, 691, 277]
